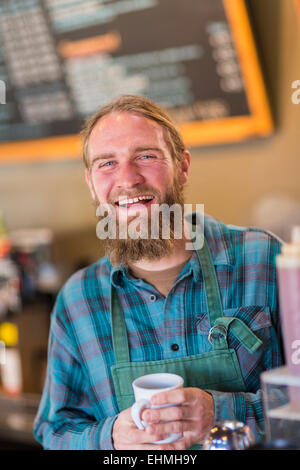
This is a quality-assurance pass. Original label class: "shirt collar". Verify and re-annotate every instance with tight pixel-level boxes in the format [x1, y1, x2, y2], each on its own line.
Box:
[110, 254, 199, 287]
[110, 261, 127, 288]
[202, 214, 235, 266]
[185, 212, 235, 267]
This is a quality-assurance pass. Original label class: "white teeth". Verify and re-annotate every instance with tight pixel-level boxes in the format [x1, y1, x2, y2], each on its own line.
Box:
[117, 195, 154, 206]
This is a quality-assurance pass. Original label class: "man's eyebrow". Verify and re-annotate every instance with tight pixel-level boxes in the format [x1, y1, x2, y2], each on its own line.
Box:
[134, 146, 164, 154]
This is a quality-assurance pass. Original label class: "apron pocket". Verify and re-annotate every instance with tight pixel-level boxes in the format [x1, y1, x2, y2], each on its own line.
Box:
[112, 348, 246, 402]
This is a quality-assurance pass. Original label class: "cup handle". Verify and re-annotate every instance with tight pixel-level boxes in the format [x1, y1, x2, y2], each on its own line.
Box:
[131, 398, 151, 430]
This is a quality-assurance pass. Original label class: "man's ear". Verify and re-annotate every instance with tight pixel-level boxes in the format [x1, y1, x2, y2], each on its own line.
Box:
[85, 168, 96, 200]
[179, 150, 191, 185]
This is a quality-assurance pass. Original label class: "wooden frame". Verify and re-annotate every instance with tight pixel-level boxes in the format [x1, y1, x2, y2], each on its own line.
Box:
[0, 0, 273, 163]
[295, 0, 300, 26]
[181, 0, 273, 147]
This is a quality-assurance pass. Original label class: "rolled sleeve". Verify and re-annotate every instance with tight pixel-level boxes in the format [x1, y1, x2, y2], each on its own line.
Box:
[99, 415, 118, 450]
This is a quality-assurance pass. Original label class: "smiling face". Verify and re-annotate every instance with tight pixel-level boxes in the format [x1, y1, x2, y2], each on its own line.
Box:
[85, 111, 190, 266]
[86, 112, 182, 209]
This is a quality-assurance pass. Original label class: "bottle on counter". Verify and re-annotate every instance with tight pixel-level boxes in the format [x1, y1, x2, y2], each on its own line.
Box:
[0, 321, 22, 396]
[0, 211, 22, 396]
[276, 226, 300, 409]
[0, 211, 11, 259]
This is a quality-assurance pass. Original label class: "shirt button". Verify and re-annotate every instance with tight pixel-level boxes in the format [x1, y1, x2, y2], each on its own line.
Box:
[171, 343, 179, 351]
[149, 294, 156, 302]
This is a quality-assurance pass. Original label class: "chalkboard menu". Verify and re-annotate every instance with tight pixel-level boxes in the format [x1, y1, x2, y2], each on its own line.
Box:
[0, 0, 273, 161]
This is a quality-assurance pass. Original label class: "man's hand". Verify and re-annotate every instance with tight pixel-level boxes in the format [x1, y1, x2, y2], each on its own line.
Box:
[112, 407, 187, 450]
[112, 388, 214, 449]
[141, 388, 214, 448]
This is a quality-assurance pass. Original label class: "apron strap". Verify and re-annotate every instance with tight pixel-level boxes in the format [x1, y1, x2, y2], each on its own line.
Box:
[194, 236, 224, 326]
[213, 317, 263, 353]
[110, 286, 130, 364]
[207, 324, 229, 350]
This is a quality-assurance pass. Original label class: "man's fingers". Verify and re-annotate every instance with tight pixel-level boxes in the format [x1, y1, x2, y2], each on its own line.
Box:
[116, 442, 165, 450]
[116, 427, 188, 450]
[146, 419, 198, 436]
[151, 387, 196, 406]
[116, 439, 187, 451]
[142, 404, 192, 423]
[120, 427, 170, 445]
[113, 406, 190, 450]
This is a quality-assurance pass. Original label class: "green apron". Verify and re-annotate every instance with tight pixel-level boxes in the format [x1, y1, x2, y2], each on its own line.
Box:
[110, 236, 263, 449]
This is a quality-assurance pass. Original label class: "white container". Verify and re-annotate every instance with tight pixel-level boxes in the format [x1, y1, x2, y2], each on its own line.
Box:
[276, 226, 300, 409]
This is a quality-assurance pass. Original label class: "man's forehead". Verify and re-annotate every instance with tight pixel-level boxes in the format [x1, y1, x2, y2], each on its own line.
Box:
[88, 111, 171, 155]
[91, 111, 163, 136]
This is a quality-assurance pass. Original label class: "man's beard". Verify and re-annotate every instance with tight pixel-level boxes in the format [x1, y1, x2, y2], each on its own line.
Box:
[95, 173, 185, 267]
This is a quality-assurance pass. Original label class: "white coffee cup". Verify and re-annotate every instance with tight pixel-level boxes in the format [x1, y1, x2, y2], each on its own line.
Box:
[131, 373, 184, 444]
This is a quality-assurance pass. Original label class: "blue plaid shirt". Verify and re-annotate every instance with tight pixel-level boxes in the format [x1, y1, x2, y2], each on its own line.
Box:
[34, 214, 283, 449]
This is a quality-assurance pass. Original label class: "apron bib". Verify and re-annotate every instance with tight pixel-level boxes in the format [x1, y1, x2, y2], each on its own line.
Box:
[110, 236, 262, 449]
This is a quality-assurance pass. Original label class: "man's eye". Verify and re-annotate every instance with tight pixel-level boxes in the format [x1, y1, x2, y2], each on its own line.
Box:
[100, 161, 115, 168]
[139, 155, 155, 160]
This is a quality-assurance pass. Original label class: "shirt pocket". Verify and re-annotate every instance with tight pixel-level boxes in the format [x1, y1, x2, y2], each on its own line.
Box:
[196, 305, 271, 337]
[195, 306, 272, 392]
[223, 305, 272, 349]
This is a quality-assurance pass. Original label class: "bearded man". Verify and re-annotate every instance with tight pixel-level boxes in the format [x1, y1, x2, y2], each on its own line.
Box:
[34, 95, 283, 450]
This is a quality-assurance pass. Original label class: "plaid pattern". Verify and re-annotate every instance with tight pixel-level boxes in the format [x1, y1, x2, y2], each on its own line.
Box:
[33, 214, 283, 449]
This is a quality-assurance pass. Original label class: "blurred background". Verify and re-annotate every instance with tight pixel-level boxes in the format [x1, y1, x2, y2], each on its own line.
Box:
[0, 0, 299, 449]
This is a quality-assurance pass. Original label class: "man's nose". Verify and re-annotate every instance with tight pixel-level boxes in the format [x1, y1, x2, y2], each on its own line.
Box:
[115, 161, 144, 189]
